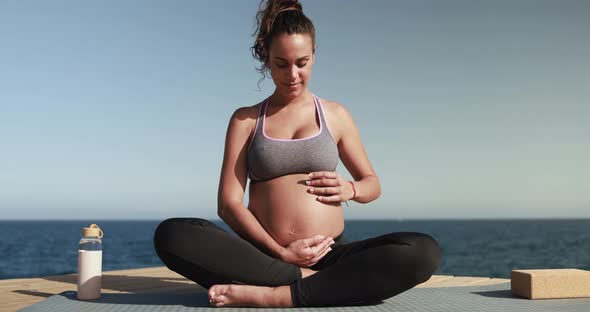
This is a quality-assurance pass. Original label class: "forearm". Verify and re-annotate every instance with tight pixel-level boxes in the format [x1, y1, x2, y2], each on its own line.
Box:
[351, 174, 381, 204]
[218, 202, 285, 258]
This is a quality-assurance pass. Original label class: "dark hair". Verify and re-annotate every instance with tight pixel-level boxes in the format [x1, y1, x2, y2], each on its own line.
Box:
[251, 0, 316, 81]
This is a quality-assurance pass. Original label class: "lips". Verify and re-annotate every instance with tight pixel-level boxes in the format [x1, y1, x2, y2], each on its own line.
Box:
[285, 82, 300, 88]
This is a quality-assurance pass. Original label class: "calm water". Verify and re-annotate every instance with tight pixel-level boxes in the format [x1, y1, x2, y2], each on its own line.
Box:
[1, 219, 589, 280]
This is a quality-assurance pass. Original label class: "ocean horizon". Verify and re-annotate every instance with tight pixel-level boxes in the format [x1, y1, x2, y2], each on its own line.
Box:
[1, 219, 589, 280]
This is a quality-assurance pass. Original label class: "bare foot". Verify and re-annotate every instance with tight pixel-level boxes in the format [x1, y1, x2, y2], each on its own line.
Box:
[208, 284, 293, 308]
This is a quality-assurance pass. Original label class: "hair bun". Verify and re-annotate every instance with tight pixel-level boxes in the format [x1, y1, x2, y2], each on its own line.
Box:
[270, 0, 302, 16]
[276, 0, 301, 10]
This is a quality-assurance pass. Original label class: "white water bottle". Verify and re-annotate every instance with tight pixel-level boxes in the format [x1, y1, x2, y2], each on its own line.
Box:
[77, 224, 103, 300]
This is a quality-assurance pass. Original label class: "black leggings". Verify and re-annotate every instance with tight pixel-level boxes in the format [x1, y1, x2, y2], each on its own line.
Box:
[153, 218, 441, 307]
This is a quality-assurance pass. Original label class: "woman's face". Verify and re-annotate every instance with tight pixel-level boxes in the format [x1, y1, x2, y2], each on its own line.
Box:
[267, 33, 315, 99]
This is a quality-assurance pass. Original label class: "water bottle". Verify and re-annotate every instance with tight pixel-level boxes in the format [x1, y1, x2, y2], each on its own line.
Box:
[77, 224, 103, 300]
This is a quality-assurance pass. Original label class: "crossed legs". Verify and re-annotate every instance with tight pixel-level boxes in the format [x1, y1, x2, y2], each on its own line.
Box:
[153, 218, 441, 307]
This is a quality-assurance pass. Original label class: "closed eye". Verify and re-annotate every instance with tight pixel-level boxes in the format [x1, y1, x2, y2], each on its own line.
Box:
[276, 63, 307, 69]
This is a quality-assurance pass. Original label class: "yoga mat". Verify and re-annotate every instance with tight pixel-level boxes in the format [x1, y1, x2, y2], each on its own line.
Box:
[18, 282, 590, 312]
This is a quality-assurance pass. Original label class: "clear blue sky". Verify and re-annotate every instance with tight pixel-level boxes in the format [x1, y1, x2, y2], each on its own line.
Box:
[1, 0, 588, 220]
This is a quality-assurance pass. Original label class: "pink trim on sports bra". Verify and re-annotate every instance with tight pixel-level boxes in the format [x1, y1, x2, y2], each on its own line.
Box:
[262, 96, 323, 142]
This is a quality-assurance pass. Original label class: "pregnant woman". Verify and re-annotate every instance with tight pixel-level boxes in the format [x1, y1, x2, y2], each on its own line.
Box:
[153, 0, 441, 307]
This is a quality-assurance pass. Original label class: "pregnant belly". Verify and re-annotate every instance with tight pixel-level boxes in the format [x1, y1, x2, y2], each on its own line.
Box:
[248, 173, 345, 247]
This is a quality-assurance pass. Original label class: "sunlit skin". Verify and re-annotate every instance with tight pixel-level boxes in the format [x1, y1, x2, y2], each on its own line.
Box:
[248, 34, 345, 250]
[210, 33, 380, 307]
[268, 33, 315, 103]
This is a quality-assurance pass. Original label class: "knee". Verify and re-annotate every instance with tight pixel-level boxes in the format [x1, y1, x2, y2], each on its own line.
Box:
[153, 218, 179, 255]
[381, 232, 442, 284]
[153, 217, 211, 255]
[412, 233, 442, 282]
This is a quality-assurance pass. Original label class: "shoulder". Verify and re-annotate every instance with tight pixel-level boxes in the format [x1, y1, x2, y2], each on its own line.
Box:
[317, 97, 352, 121]
[230, 102, 260, 122]
[226, 102, 263, 131]
[316, 97, 355, 142]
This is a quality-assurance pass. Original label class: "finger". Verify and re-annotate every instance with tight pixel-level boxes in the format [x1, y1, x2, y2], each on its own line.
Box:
[303, 234, 325, 247]
[310, 246, 332, 264]
[307, 246, 333, 267]
[307, 186, 337, 195]
[317, 195, 343, 203]
[307, 178, 338, 187]
[308, 239, 332, 260]
[310, 236, 334, 254]
[309, 171, 337, 179]
[303, 237, 333, 260]
[312, 238, 335, 259]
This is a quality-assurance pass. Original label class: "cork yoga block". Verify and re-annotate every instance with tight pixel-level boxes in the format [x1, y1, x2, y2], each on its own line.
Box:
[511, 269, 590, 299]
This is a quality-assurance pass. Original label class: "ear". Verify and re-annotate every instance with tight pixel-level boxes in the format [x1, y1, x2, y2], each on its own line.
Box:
[312, 44, 317, 63]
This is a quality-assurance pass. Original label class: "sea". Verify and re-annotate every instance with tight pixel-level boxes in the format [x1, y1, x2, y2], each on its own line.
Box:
[1, 219, 589, 280]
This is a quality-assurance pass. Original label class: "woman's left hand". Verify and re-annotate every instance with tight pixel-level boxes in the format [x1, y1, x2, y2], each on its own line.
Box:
[306, 171, 354, 203]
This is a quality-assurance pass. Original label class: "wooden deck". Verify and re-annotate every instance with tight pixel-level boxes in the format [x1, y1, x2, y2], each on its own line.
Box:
[0, 266, 509, 312]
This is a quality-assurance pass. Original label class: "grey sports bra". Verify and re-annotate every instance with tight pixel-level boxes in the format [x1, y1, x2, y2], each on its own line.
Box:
[247, 95, 339, 183]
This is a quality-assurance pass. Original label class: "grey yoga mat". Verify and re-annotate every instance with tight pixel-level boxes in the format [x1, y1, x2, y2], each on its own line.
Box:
[17, 282, 590, 312]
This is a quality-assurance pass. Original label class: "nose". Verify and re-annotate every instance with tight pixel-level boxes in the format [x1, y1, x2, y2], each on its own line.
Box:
[287, 65, 298, 80]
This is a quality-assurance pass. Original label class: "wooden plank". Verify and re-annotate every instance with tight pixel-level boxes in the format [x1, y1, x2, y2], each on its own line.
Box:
[415, 274, 455, 288]
[0, 276, 74, 289]
[102, 266, 174, 277]
[0, 266, 169, 288]
[466, 277, 510, 286]
[422, 276, 509, 288]
[424, 276, 490, 287]
[0, 268, 183, 291]
[0, 272, 200, 302]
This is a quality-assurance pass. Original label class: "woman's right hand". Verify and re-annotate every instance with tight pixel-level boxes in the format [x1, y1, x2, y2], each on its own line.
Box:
[279, 235, 335, 267]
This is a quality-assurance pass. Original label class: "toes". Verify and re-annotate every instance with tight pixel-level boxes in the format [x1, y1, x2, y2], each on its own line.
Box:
[208, 287, 220, 306]
[215, 302, 225, 307]
[208, 286, 217, 298]
[212, 295, 227, 307]
[209, 285, 228, 298]
[207, 285, 233, 307]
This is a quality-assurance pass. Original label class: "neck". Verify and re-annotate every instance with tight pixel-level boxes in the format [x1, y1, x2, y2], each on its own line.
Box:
[269, 89, 313, 109]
